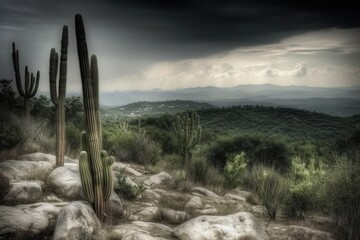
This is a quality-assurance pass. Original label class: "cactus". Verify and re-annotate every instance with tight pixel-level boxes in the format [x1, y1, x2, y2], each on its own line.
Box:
[50, 25, 68, 167]
[12, 42, 40, 119]
[75, 14, 114, 221]
[173, 111, 202, 171]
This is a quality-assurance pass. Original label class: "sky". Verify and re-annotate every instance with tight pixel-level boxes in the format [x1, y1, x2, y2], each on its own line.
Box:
[0, 0, 360, 92]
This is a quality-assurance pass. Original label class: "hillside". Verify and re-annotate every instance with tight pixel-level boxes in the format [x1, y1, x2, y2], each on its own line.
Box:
[192, 105, 356, 146]
[103, 100, 214, 117]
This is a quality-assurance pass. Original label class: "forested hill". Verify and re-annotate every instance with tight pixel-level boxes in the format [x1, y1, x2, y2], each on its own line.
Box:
[194, 105, 356, 146]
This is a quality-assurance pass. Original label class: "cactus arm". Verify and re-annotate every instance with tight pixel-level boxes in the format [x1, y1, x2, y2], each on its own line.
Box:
[101, 150, 114, 200]
[91, 55, 102, 149]
[12, 43, 25, 97]
[79, 151, 94, 203]
[50, 48, 59, 105]
[59, 26, 68, 101]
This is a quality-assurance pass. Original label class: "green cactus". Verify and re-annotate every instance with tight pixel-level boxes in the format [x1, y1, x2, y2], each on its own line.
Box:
[75, 14, 114, 221]
[50, 25, 68, 167]
[173, 111, 202, 171]
[12, 42, 40, 119]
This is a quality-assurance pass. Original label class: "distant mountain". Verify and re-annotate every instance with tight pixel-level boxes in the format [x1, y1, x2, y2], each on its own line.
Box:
[98, 84, 360, 116]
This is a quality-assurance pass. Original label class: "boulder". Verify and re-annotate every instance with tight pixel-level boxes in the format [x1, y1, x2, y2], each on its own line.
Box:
[191, 187, 221, 200]
[148, 172, 175, 188]
[174, 212, 269, 240]
[0, 160, 55, 181]
[131, 207, 160, 222]
[19, 152, 77, 164]
[225, 194, 246, 203]
[160, 208, 189, 224]
[53, 201, 102, 240]
[0, 202, 61, 236]
[184, 196, 203, 212]
[108, 221, 173, 239]
[112, 162, 143, 177]
[46, 163, 83, 200]
[3, 180, 44, 203]
[287, 225, 333, 240]
[234, 190, 251, 200]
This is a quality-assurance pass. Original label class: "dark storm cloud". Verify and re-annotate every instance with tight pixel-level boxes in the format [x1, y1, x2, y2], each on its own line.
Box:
[0, 0, 359, 90]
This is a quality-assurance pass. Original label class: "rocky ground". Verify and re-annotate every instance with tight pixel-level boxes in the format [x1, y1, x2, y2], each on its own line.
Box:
[0, 153, 335, 240]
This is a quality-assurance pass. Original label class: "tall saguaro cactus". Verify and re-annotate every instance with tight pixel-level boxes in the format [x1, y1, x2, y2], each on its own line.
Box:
[173, 111, 202, 171]
[75, 14, 113, 220]
[50, 25, 68, 167]
[12, 42, 40, 119]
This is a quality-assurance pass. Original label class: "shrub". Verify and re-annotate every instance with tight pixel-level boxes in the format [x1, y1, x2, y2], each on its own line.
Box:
[251, 165, 288, 220]
[105, 127, 162, 165]
[224, 152, 248, 189]
[325, 160, 360, 240]
[0, 110, 22, 150]
[285, 181, 315, 218]
[0, 173, 10, 200]
[188, 154, 208, 183]
[115, 173, 144, 201]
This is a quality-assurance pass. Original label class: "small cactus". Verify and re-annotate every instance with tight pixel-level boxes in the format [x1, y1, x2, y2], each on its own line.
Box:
[173, 111, 202, 171]
[12, 42, 40, 119]
[50, 25, 68, 167]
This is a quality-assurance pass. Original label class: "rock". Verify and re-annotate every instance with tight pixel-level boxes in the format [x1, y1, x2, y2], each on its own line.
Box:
[198, 207, 217, 215]
[148, 172, 175, 188]
[53, 201, 102, 240]
[184, 196, 203, 212]
[142, 189, 162, 204]
[225, 194, 246, 203]
[0, 160, 55, 181]
[19, 152, 77, 164]
[3, 180, 44, 203]
[234, 190, 251, 200]
[174, 212, 269, 240]
[108, 221, 173, 239]
[131, 207, 160, 222]
[191, 187, 221, 200]
[106, 191, 124, 223]
[250, 205, 267, 218]
[112, 162, 143, 177]
[46, 163, 83, 200]
[0, 202, 61, 236]
[288, 225, 333, 240]
[160, 208, 189, 224]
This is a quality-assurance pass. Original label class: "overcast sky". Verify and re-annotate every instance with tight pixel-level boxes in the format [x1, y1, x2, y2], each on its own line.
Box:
[1, 0, 360, 92]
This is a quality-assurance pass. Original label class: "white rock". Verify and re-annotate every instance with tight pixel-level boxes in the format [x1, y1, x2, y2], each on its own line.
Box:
[148, 172, 175, 188]
[131, 207, 160, 222]
[3, 180, 44, 202]
[288, 225, 333, 240]
[19, 152, 77, 164]
[46, 163, 83, 200]
[174, 212, 269, 240]
[234, 190, 251, 200]
[198, 208, 217, 215]
[184, 196, 203, 212]
[0, 160, 55, 181]
[160, 208, 189, 224]
[112, 162, 143, 177]
[109, 221, 173, 240]
[225, 194, 246, 203]
[53, 201, 102, 240]
[191, 187, 221, 200]
[0, 202, 61, 236]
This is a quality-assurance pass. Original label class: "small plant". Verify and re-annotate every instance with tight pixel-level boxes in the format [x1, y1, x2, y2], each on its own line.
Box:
[115, 173, 144, 201]
[224, 152, 248, 189]
[251, 165, 288, 220]
[0, 173, 10, 200]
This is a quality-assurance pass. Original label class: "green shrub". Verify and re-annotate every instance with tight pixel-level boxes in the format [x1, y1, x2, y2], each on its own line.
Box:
[115, 173, 145, 201]
[285, 181, 315, 218]
[188, 154, 208, 183]
[325, 160, 360, 240]
[224, 152, 248, 188]
[0, 112, 22, 150]
[105, 128, 162, 165]
[0, 173, 10, 200]
[251, 165, 288, 220]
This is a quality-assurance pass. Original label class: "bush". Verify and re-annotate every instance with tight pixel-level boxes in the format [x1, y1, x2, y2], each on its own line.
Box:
[251, 165, 288, 219]
[224, 152, 248, 189]
[104, 127, 162, 165]
[284, 157, 326, 218]
[325, 160, 360, 240]
[115, 173, 145, 201]
[0, 173, 10, 200]
[0, 110, 22, 150]
[207, 134, 291, 172]
[188, 154, 208, 183]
